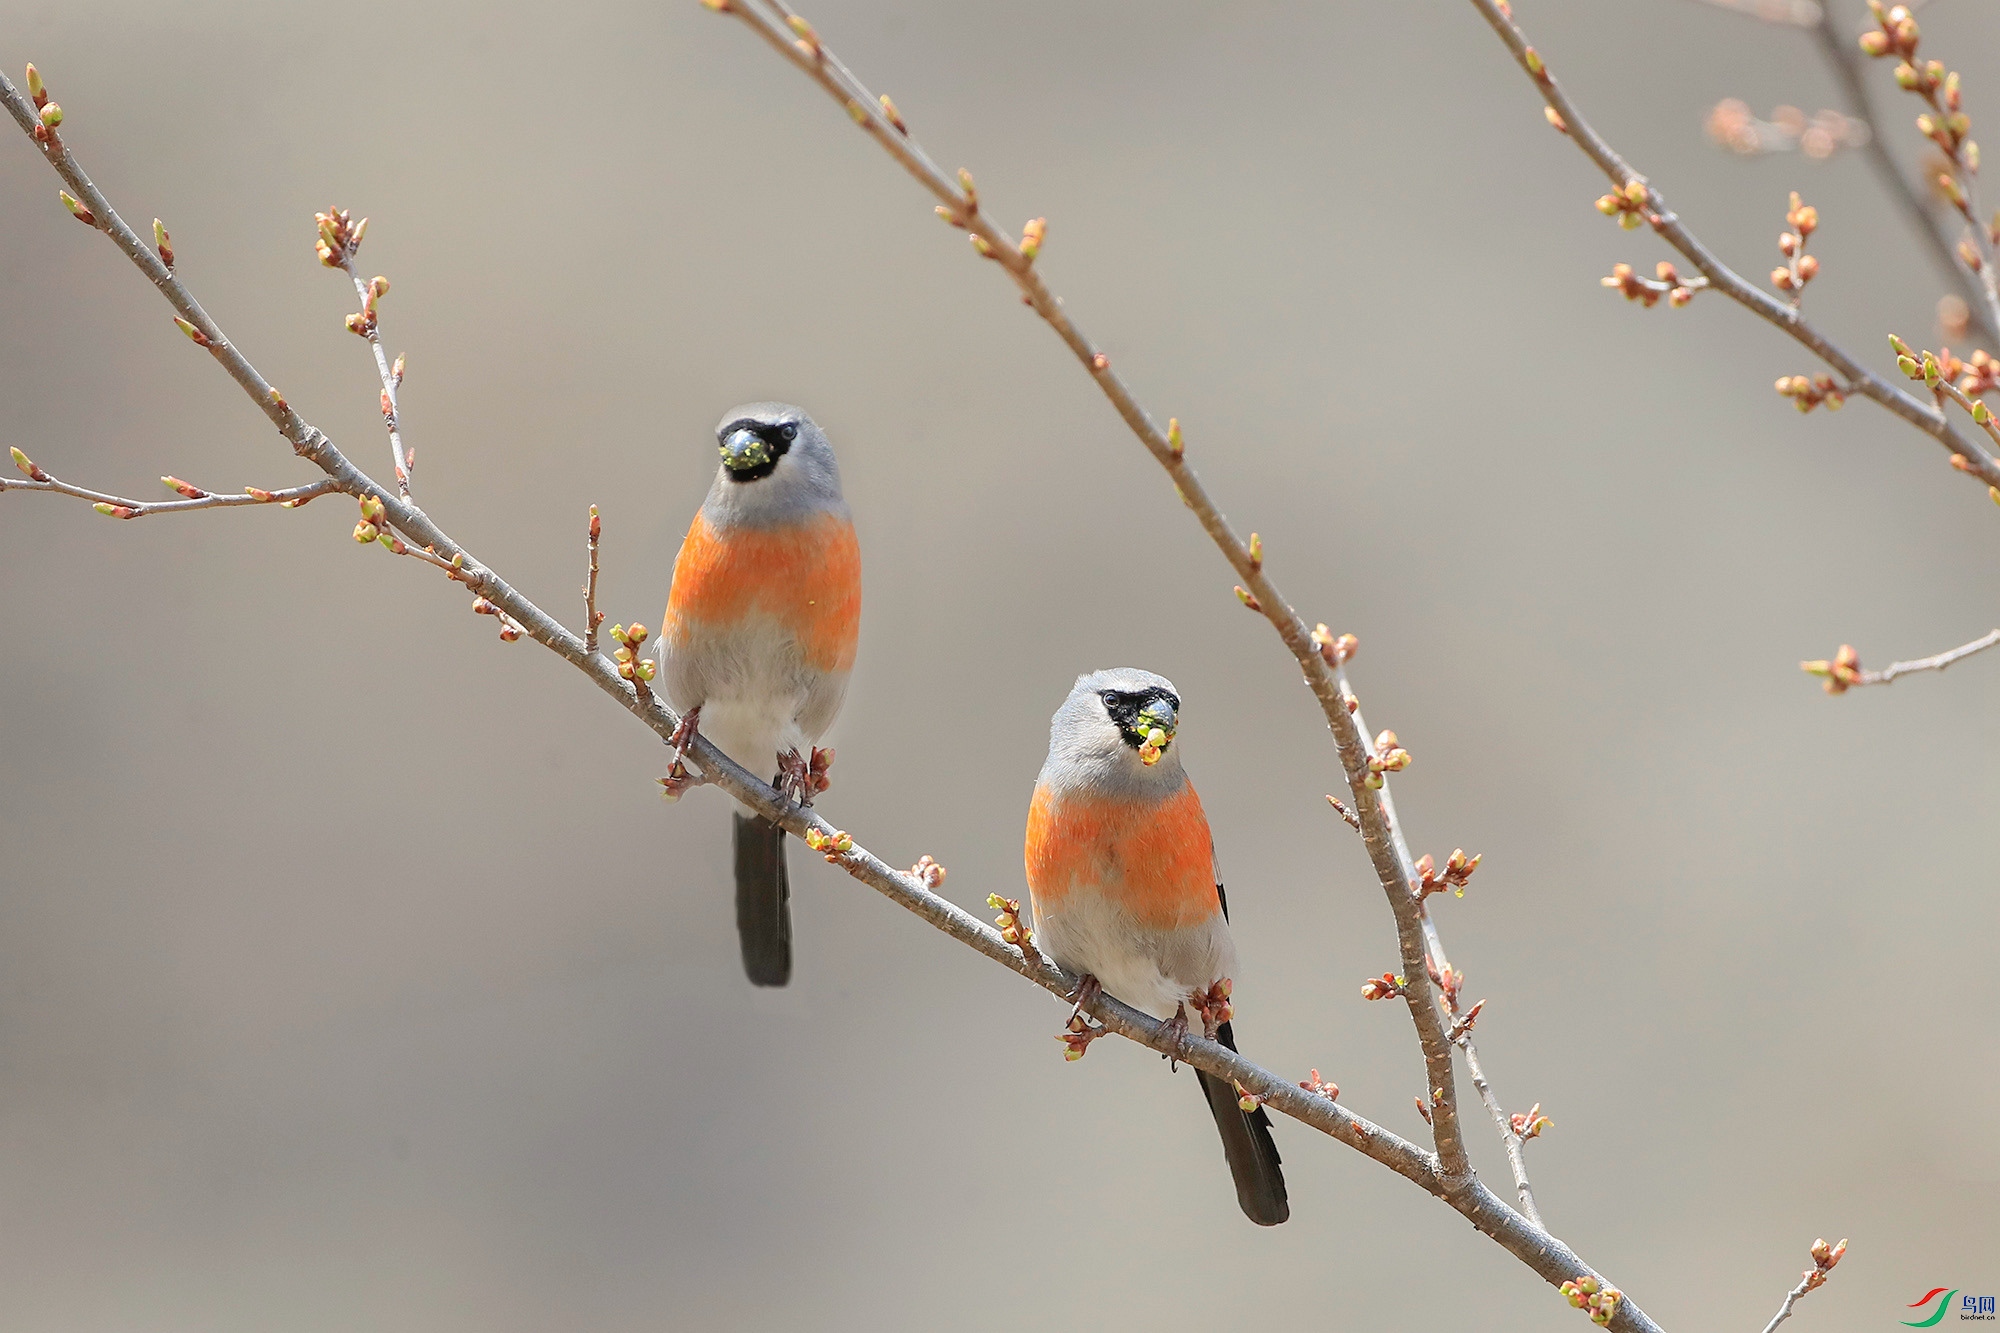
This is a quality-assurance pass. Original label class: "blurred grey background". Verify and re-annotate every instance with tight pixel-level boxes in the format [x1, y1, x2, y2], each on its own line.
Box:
[2, 1, 1996, 1328]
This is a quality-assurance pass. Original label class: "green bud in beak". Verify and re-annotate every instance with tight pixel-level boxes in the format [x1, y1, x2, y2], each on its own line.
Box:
[720, 427, 776, 475]
[1132, 696, 1177, 765]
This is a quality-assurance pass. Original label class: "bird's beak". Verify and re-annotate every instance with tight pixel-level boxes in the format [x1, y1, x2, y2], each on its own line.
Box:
[719, 427, 774, 474]
[1133, 696, 1177, 766]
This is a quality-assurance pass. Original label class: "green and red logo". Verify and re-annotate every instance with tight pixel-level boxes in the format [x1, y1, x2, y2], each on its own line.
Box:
[1905, 1289, 1959, 1328]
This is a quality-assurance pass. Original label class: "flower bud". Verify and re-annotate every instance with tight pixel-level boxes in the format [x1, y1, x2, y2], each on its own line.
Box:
[39, 102, 61, 127]
[58, 190, 95, 226]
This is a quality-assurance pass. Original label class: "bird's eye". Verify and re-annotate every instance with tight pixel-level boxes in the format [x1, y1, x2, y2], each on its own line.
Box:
[778, 423, 798, 442]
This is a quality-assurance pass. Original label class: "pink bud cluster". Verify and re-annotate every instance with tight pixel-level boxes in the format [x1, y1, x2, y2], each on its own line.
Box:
[1560, 1275, 1623, 1326]
[1365, 729, 1411, 789]
[1800, 644, 1862, 694]
[1771, 193, 1820, 298]
[1414, 848, 1482, 900]
[314, 207, 367, 269]
[1510, 1102, 1553, 1141]
[1601, 261, 1696, 309]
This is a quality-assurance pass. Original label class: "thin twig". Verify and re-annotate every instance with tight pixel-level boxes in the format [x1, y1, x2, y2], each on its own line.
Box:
[1806, 625, 2000, 690]
[1353, 683, 1542, 1229]
[583, 504, 604, 653]
[336, 255, 413, 497]
[1809, 2, 1999, 344]
[3, 55, 1648, 1332]
[1866, 626, 2000, 681]
[1759, 1238, 1848, 1333]
[1461, 1040, 1545, 1230]
[1, 458, 336, 517]
[1469, 0, 2000, 493]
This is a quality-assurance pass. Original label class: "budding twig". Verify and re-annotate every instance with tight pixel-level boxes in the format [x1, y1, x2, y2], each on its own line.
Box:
[320, 209, 412, 497]
[1804, 5, 1998, 345]
[1471, 0, 2000, 494]
[1802, 627, 2000, 692]
[1758, 1237, 1848, 1333]
[1853, 3, 2000, 337]
[583, 505, 605, 653]
[2, 448, 336, 517]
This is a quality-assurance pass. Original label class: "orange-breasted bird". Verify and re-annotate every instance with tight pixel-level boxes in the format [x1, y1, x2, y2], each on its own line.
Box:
[1024, 668, 1288, 1226]
[658, 403, 861, 987]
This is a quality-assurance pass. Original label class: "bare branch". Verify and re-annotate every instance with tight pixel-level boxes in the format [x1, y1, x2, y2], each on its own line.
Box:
[1468, 0, 2000, 493]
[1802, 626, 2000, 691]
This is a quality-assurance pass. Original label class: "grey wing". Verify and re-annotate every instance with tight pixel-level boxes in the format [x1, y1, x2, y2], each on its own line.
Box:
[794, 666, 851, 744]
[1212, 836, 1228, 920]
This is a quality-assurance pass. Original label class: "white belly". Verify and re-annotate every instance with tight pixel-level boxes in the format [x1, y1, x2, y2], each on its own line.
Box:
[1033, 889, 1234, 1022]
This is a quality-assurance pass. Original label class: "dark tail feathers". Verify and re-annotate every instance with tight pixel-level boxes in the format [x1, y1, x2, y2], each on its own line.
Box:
[1195, 1020, 1289, 1226]
[733, 811, 792, 987]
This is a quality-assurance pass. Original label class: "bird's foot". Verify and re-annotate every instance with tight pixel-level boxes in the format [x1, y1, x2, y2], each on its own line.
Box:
[1160, 1002, 1190, 1070]
[656, 758, 708, 802]
[667, 705, 702, 768]
[777, 747, 809, 804]
[1064, 973, 1103, 1029]
[1056, 1011, 1112, 1062]
[657, 707, 708, 801]
[1190, 978, 1234, 1041]
[775, 746, 834, 806]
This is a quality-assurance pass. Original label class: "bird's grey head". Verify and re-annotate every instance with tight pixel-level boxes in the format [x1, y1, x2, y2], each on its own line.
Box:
[1044, 667, 1186, 789]
[705, 402, 846, 526]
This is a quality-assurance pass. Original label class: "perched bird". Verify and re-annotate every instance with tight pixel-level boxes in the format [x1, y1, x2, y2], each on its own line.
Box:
[658, 403, 861, 987]
[1024, 668, 1289, 1226]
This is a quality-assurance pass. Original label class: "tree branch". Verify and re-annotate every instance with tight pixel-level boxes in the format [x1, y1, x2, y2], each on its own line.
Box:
[1802, 625, 2000, 690]
[1809, 2, 2000, 344]
[1468, 0, 2000, 493]
[334, 245, 412, 496]
[711, 0, 1484, 1182]
[694, 4, 1675, 1327]
[5, 38, 1664, 1327]
[1, 451, 336, 517]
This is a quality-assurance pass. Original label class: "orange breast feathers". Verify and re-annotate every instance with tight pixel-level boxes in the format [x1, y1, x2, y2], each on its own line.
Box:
[664, 510, 861, 673]
[1025, 780, 1220, 931]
